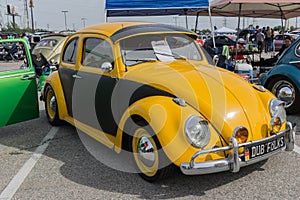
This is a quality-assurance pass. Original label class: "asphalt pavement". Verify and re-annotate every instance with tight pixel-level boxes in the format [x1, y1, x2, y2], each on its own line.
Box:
[0, 103, 299, 200]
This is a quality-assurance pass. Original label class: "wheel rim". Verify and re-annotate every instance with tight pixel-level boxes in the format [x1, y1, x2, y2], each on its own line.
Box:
[132, 128, 158, 177]
[46, 89, 56, 120]
[272, 80, 295, 108]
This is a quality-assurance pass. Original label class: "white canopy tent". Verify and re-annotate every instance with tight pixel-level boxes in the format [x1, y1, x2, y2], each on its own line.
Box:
[215, 27, 237, 34]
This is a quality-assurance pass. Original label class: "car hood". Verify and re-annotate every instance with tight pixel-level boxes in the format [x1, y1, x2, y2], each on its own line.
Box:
[122, 60, 272, 141]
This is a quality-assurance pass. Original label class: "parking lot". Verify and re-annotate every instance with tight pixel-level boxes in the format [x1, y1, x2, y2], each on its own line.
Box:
[0, 99, 299, 200]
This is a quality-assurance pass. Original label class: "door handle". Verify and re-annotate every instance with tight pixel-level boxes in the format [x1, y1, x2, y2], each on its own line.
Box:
[21, 75, 36, 80]
[72, 74, 82, 79]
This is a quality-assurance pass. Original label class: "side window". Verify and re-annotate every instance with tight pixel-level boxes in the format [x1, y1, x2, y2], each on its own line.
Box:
[62, 37, 78, 64]
[0, 41, 29, 72]
[82, 37, 113, 68]
[296, 43, 300, 57]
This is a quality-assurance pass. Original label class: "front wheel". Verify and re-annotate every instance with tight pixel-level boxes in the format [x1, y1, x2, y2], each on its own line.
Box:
[266, 77, 300, 114]
[45, 85, 64, 125]
[129, 121, 174, 182]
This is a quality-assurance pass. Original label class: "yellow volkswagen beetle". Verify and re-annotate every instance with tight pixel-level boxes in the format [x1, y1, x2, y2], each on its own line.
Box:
[41, 22, 295, 182]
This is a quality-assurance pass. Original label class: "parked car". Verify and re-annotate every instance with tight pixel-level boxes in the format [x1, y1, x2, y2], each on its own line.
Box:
[204, 35, 236, 48]
[260, 37, 300, 114]
[274, 33, 299, 51]
[196, 34, 211, 46]
[40, 22, 294, 182]
[30, 31, 53, 49]
[32, 34, 68, 64]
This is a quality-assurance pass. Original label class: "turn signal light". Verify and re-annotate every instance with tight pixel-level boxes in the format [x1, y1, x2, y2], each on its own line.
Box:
[234, 127, 249, 144]
[271, 117, 282, 134]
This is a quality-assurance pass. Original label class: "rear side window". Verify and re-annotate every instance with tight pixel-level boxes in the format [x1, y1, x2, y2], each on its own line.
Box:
[62, 37, 78, 64]
[295, 43, 300, 57]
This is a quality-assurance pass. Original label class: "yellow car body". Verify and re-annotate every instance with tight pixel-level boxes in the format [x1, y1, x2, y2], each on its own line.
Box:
[41, 22, 295, 182]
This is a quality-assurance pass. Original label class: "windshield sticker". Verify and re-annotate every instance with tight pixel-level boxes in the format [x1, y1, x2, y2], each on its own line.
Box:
[151, 40, 175, 62]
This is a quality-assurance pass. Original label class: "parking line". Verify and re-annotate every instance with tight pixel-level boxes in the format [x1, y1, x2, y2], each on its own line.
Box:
[294, 144, 300, 155]
[0, 127, 59, 200]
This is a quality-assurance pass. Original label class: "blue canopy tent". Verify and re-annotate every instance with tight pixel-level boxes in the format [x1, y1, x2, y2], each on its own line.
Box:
[105, 0, 215, 47]
[105, 0, 209, 17]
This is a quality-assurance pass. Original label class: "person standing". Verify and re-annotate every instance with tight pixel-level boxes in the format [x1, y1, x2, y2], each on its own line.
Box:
[265, 27, 273, 53]
[256, 29, 265, 54]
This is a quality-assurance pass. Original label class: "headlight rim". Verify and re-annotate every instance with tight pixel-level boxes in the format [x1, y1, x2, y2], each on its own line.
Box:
[184, 115, 211, 149]
[269, 98, 286, 123]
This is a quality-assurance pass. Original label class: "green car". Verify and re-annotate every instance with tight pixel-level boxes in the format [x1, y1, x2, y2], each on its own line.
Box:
[0, 38, 39, 127]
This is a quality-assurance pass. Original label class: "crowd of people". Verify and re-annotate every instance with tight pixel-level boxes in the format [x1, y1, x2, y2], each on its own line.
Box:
[254, 25, 293, 56]
[251, 25, 294, 67]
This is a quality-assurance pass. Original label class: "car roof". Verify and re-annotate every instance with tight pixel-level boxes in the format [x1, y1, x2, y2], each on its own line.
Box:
[76, 22, 198, 43]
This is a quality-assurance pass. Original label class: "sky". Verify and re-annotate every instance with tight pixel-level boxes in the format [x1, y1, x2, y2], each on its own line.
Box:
[0, 0, 298, 32]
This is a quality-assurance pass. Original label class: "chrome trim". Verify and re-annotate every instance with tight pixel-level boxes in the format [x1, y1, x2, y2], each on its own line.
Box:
[0, 72, 35, 79]
[137, 136, 156, 166]
[180, 121, 295, 175]
[49, 96, 56, 112]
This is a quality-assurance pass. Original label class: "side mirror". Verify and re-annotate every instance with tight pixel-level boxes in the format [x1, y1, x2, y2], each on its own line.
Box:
[213, 55, 219, 66]
[100, 62, 113, 73]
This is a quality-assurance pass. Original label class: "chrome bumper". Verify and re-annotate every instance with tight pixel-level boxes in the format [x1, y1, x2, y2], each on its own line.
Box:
[180, 121, 296, 175]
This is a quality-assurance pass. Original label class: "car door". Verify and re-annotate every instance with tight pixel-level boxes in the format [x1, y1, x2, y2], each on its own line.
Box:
[0, 39, 39, 127]
[71, 36, 118, 135]
[59, 36, 79, 117]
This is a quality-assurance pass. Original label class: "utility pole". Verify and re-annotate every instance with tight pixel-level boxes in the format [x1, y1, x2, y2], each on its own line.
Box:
[23, 0, 29, 28]
[29, 0, 34, 32]
[62, 10, 68, 30]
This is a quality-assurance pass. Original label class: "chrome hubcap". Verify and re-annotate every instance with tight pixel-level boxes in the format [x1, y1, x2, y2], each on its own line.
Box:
[49, 96, 56, 112]
[272, 80, 295, 108]
[137, 136, 155, 167]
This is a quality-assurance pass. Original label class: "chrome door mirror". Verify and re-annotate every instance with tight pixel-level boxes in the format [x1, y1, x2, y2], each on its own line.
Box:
[213, 55, 219, 66]
[100, 62, 112, 73]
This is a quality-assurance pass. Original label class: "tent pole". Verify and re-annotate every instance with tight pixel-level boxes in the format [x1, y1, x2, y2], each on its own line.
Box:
[208, 0, 216, 48]
[235, 3, 242, 63]
[185, 15, 189, 29]
[194, 11, 200, 33]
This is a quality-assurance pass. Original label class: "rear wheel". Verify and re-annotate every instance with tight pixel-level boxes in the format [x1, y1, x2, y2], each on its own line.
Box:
[128, 121, 174, 182]
[266, 77, 300, 114]
[45, 85, 64, 125]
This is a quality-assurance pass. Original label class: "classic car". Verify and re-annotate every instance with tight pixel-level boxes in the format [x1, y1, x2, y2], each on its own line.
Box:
[203, 35, 236, 48]
[0, 38, 39, 127]
[40, 22, 295, 182]
[260, 37, 300, 114]
[273, 33, 299, 51]
[32, 34, 68, 64]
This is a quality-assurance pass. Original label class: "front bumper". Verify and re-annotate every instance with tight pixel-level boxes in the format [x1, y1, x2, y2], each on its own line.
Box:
[180, 121, 296, 175]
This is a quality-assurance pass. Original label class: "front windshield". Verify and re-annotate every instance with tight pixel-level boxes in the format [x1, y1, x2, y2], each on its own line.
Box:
[120, 33, 202, 66]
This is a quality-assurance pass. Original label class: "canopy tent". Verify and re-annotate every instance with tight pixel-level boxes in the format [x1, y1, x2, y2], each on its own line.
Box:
[197, 0, 300, 19]
[188, 0, 300, 32]
[105, 0, 209, 17]
[215, 26, 237, 34]
[193, 0, 300, 20]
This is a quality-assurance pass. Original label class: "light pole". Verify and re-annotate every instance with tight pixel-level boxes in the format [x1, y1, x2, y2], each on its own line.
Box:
[29, 0, 34, 31]
[81, 17, 87, 28]
[61, 10, 68, 30]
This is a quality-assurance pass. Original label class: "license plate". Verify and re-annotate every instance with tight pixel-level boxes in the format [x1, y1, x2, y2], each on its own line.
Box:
[244, 136, 285, 161]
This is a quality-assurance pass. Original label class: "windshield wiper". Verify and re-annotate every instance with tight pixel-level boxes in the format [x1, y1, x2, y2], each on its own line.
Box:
[125, 58, 157, 66]
[154, 52, 187, 60]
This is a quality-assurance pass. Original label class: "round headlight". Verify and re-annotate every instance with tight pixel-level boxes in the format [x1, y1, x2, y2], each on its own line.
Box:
[269, 98, 286, 123]
[185, 115, 211, 148]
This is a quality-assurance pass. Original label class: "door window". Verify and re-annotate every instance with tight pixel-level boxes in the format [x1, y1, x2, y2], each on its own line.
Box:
[82, 38, 113, 68]
[0, 41, 29, 72]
